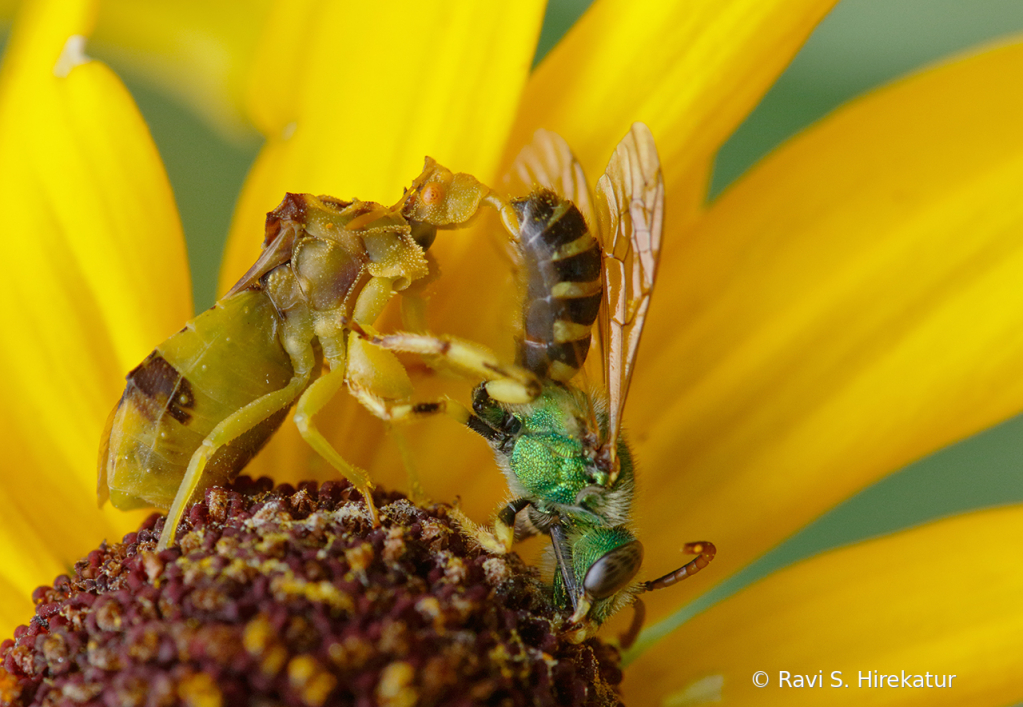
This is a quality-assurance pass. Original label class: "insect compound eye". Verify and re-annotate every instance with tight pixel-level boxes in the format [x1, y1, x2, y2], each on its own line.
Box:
[582, 539, 644, 600]
[499, 411, 522, 436]
[421, 182, 445, 206]
[471, 384, 494, 416]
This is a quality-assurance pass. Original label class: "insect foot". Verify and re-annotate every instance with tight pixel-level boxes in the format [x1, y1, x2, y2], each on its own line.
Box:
[2, 477, 627, 707]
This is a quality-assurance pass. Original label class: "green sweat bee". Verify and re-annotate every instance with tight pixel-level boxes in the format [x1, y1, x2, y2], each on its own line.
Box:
[357, 125, 715, 641]
[462, 125, 715, 641]
[99, 160, 536, 551]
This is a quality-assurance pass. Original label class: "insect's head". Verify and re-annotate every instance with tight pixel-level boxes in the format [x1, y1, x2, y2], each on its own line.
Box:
[556, 524, 644, 628]
[397, 157, 493, 241]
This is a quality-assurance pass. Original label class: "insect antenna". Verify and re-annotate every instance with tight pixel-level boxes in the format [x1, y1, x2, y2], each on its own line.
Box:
[640, 542, 717, 592]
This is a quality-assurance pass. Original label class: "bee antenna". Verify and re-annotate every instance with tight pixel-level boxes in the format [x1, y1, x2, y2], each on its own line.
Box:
[641, 542, 716, 593]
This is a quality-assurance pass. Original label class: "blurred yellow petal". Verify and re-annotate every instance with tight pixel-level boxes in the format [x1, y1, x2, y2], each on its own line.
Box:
[90, 0, 271, 140]
[217, 1, 545, 485]
[507, 0, 839, 219]
[0, 0, 189, 634]
[220, 0, 546, 292]
[627, 38, 1023, 620]
[625, 505, 1023, 705]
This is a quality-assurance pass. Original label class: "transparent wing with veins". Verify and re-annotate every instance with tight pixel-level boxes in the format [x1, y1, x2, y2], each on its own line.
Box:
[504, 128, 596, 230]
[592, 123, 664, 485]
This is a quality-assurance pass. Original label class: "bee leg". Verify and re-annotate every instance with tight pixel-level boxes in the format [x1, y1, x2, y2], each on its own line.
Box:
[494, 497, 533, 551]
[348, 328, 540, 404]
[294, 364, 380, 526]
[446, 507, 511, 555]
[157, 372, 312, 551]
[483, 193, 520, 239]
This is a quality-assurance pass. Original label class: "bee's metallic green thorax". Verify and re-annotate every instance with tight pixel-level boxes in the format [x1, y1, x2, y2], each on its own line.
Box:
[471, 383, 635, 526]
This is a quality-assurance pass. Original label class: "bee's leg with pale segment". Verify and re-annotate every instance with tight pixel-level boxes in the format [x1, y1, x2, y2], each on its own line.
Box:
[447, 497, 534, 555]
[157, 336, 317, 551]
[347, 327, 541, 405]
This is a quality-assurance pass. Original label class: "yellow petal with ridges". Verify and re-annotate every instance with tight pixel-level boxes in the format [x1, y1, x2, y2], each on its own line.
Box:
[626, 37, 1023, 622]
[220, 0, 546, 293]
[0, 0, 188, 635]
[90, 0, 272, 140]
[624, 505, 1023, 706]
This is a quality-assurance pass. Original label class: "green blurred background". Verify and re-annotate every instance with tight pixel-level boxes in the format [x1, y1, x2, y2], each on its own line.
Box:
[5, 0, 1023, 619]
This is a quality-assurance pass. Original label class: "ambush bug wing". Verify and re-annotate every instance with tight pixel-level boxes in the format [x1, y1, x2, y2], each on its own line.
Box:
[593, 123, 664, 484]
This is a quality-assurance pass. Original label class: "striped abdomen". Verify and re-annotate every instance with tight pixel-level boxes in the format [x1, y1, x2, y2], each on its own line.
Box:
[512, 189, 602, 382]
[98, 288, 295, 510]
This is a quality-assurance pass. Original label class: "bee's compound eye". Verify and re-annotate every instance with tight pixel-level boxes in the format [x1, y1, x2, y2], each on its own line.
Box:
[421, 183, 445, 205]
[583, 540, 644, 600]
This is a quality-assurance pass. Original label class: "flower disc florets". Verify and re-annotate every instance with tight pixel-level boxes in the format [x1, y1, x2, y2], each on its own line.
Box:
[0, 479, 623, 706]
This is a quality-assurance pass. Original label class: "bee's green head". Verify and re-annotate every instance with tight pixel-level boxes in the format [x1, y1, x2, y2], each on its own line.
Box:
[553, 525, 644, 627]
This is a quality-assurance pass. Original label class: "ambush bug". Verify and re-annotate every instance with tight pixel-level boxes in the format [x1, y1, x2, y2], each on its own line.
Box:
[460, 125, 716, 641]
[99, 160, 536, 551]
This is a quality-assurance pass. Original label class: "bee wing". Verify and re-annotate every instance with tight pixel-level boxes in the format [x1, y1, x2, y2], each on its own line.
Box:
[593, 123, 664, 480]
[505, 128, 596, 230]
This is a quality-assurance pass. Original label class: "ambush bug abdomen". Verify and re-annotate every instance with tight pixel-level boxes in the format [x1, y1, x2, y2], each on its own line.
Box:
[99, 289, 293, 510]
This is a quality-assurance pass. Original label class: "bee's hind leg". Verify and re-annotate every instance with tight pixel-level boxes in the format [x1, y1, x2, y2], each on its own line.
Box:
[349, 327, 540, 405]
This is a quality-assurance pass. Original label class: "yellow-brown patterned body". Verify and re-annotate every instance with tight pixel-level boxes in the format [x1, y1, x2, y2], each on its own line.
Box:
[98, 160, 510, 550]
[99, 289, 293, 510]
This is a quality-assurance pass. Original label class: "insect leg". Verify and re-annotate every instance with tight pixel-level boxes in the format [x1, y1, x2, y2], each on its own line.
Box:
[641, 541, 717, 592]
[294, 364, 380, 526]
[549, 520, 584, 619]
[349, 327, 540, 405]
[446, 506, 512, 555]
[157, 372, 312, 551]
[494, 497, 533, 551]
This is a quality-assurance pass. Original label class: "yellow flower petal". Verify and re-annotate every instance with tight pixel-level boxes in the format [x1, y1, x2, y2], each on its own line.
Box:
[629, 38, 1023, 619]
[624, 505, 1023, 706]
[0, 0, 189, 634]
[506, 0, 839, 217]
[90, 0, 272, 140]
[219, 0, 546, 292]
